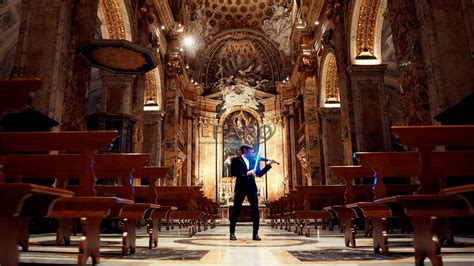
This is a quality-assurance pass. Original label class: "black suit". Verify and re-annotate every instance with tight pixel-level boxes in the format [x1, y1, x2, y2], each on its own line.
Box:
[229, 155, 272, 235]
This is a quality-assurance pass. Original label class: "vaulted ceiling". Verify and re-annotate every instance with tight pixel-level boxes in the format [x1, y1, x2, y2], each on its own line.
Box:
[167, 0, 294, 95]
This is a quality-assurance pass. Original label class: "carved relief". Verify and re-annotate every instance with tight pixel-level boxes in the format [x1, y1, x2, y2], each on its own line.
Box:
[355, 0, 382, 58]
[262, 4, 292, 56]
[99, 0, 126, 39]
[144, 70, 158, 104]
[324, 54, 340, 103]
[0, 10, 16, 32]
[296, 147, 310, 184]
[388, 0, 431, 125]
[166, 58, 183, 76]
[298, 52, 317, 73]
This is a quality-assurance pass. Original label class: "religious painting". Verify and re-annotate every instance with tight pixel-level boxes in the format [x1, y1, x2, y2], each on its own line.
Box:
[222, 111, 259, 178]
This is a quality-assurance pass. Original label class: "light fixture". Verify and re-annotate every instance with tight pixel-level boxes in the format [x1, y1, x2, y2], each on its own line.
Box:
[179, 48, 184, 52]
[315, 21, 320, 26]
[296, 18, 306, 29]
[183, 35, 196, 48]
[144, 98, 159, 111]
[186, 64, 189, 69]
[161, 25, 165, 30]
[355, 47, 377, 60]
[325, 97, 340, 104]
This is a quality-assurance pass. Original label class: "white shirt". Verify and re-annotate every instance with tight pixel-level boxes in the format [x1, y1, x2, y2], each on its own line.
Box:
[241, 155, 250, 170]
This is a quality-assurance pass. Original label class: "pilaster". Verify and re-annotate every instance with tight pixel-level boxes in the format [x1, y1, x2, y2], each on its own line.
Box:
[100, 72, 135, 115]
[347, 64, 390, 152]
[318, 107, 344, 185]
[143, 110, 165, 166]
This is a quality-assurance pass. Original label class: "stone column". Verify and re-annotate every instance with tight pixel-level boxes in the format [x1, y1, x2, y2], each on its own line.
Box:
[284, 100, 298, 189]
[414, 0, 474, 116]
[185, 101, 195, 186]
[327, 0, 356, 164]
[386, 0, 432, 125]
[302, 75, 322, 185]
[12, 0, 100, 130]
[100, 72, 135, 115]
[162, 56, 183, 185]
[143, 110, 165, 166]
[319, 107, 344, 185]
[347, 64, 390, 152]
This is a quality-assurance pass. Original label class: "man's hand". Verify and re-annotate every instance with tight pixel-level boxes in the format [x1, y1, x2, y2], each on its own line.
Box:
[266, 159, 277, 166]
[247, 170, 256, 176]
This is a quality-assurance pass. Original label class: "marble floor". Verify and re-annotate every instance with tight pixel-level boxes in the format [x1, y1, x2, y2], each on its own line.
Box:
[21, 221, 474, 265]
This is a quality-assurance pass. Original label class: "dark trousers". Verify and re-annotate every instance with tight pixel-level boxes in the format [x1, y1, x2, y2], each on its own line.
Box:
[229, 190, 259, 234]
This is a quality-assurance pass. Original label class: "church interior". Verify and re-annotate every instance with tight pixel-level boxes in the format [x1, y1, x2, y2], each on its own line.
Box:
[1, 0, 474, 265]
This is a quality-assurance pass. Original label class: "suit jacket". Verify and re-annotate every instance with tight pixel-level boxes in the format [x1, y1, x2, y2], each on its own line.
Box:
[231, 156, 272, 193]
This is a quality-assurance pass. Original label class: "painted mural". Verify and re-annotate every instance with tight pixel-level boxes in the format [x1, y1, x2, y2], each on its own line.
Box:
[222, 110, 259, 178]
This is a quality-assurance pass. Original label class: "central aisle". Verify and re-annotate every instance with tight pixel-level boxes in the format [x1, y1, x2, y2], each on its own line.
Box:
[22, 222, 474, 265]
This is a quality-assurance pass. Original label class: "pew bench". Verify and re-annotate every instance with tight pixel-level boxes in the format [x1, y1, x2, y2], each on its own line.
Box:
[133, 166, 178, 248]
[0, 183, 73, 266]
[0, 131, 135, 265]
[154, 186, 205, 237]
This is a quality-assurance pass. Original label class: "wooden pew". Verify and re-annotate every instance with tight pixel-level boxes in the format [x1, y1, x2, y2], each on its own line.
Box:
[0, 184, 73, 266]
[0, 78, 74, 266]
[84, 153, 161, 255]
[132, 166, 178, 248]
[345, 153, 420, 254]
[345, 126, 474, 266]
[154, 186, 204, 237]
[1, 131, 135, 265]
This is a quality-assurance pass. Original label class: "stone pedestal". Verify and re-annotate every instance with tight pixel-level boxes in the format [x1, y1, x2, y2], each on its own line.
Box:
[100, 72, 135, 115]
[143, 110, 165, 166]
[319, 107, 344, 185]
[347, 64, 390, 152]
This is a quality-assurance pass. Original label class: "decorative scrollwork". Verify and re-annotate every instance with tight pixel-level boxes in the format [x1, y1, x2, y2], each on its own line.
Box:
[298, 52, 317, 73]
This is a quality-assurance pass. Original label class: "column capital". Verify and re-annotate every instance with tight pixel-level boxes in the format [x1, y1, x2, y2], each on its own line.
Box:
[347, 64, 387, 76]
[144, 110, 165, 121]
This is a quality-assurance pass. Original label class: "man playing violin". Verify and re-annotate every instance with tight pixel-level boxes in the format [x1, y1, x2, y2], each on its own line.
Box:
[229, 144, 277, 241]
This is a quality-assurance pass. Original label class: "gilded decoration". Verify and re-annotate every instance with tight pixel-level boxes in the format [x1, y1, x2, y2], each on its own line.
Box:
[356, 0, 381, 57]
[144, 71, 158, 104]
[99, 0, 126, 39]
[324, 54, 340, 103]
[92, 47, 146, 70]
[166, 58, 183, 76]
[187, 0, 286, 31]
[298, 52, 317, 73]
[296, 147, 310, 183]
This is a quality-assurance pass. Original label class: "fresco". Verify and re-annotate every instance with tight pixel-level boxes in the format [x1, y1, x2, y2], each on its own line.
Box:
[222, 110, 259, 177]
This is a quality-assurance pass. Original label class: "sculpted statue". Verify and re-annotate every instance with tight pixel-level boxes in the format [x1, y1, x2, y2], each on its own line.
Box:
[262, 5, 291, 55]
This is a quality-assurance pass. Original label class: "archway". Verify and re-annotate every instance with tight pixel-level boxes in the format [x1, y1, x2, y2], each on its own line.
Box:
[320, 52, 341, 108]
[349, 0, 387, 65]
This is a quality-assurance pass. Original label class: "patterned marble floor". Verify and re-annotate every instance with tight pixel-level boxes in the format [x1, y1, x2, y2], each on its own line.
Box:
[21, 221, 474, 265]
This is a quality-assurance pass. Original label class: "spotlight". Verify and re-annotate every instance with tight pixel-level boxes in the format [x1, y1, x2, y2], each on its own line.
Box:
[183, 35, 196, 48]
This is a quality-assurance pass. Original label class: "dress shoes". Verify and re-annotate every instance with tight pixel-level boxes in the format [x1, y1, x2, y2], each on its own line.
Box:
[252, 234, 261, 241]
[230, 233, 237, 241]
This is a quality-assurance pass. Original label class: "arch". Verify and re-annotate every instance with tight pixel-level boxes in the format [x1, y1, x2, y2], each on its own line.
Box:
[196, 28, 287, 94]
[98, 0, 133, 41]
[143, 67, 163, 111]
[349, 0, 387, 65]
[320, 52, 341, 108]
